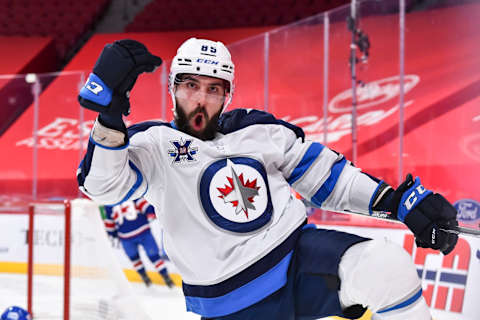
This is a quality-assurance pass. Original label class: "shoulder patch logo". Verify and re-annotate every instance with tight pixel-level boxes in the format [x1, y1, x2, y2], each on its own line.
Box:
[168, 138, 198, 164]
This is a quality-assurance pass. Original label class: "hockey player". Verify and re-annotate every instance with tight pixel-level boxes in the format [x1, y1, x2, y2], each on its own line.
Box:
[102, 197, 174, 288]
[1, 306, 31, 320]
[77, 38, 458, 320]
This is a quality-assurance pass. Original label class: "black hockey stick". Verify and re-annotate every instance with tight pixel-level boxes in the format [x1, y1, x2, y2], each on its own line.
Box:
[328, 208, 480, 238]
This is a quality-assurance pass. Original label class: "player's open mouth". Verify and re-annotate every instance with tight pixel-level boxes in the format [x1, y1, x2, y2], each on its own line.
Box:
[191, 113, 205, 131]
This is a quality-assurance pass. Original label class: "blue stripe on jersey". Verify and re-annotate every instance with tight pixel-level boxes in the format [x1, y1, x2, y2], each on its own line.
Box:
[185, 252, 293, 318]
[77, 136, 128, 188]
[78, 121, 170, 188]
[109, 161, 144, 206]
[311, 158, 347, 207]
[218, 109, 305, 140]
[377, 288, 423, 314]
[287, 142, 324, 185]
[182, 222, 304, 298]
[77, 139, 96, 187]
[127, 121, 172, 139]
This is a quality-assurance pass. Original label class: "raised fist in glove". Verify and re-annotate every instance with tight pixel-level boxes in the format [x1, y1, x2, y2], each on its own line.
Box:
[78, 39, 162, 131]
[390, 174, 459, 255]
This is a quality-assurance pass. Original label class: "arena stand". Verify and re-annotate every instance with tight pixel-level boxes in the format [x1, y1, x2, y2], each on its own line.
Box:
[0, 0, 111, 137]
[0, 0, 111, 61]
[126, 0, 350, 32]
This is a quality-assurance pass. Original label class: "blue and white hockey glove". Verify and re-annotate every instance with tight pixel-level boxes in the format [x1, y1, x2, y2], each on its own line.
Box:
[78, 39, 162, 132]
[389, 174, 459, 255]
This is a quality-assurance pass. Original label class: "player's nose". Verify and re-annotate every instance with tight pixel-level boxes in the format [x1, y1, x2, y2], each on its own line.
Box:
[193, 89, 208, 106]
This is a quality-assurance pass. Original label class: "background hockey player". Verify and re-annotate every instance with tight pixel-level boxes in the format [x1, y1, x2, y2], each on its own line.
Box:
[101, 197, 174, 288]
[77, 38, 459, 319]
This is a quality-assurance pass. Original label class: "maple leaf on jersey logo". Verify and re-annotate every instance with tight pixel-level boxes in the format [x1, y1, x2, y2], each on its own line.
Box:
[217, 166, 260, 219]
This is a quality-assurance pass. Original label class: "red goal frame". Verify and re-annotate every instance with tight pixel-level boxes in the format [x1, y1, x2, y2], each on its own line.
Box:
[27, 200, 71, 320]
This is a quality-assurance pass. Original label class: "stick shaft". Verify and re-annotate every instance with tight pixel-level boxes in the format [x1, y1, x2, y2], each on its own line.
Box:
[325, 209, 480, 238]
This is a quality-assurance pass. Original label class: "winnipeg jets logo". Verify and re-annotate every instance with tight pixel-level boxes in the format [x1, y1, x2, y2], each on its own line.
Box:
[217, 161, 260, 218]
[168, 138, 198, 163]
[199, 157, 272, 233]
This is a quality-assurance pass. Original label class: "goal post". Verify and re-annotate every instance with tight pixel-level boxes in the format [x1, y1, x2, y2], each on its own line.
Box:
[27, 199, 151, 320]
[27, 201, 70, 319]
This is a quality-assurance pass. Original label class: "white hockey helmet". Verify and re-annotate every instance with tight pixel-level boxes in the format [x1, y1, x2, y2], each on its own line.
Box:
[169, 38, 235, 115]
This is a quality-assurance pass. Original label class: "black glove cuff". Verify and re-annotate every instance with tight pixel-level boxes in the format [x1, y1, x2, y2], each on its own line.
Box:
[78, 95, 109, 114]
[389, 174, 415, 219]
[98, 112, 126, 134]
[371, 182, 394, 213]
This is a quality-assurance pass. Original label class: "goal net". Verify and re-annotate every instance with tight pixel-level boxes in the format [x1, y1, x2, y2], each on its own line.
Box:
[28, 199, 151, 320]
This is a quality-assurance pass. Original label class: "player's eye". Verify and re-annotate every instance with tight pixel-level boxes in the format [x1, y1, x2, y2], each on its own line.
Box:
[208, 86, 219, 93]
[186, 81, 198, 89]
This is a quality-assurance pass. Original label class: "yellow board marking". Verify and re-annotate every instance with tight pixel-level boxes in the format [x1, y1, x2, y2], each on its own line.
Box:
[0, 262, 180, 287]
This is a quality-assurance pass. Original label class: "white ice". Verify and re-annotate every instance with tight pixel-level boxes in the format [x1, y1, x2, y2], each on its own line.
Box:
[0, 273, 197, 320]
[0, 273, 461, 320]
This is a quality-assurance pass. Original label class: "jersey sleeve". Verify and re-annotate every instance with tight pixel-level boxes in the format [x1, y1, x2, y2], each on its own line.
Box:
[274, 125, 380, 215]
[145, 204, 156, 221]
[102, 205, 118, 237]
[77, 120, 158, 206]
[135, 197, 156, 220]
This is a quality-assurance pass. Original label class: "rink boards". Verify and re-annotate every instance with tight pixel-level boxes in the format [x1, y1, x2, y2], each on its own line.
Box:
[319, 224, 479, 320]
[0, 213, 478, 320]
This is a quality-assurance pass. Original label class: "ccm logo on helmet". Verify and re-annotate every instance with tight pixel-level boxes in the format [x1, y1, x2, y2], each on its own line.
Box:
[196, 58, 219, 65]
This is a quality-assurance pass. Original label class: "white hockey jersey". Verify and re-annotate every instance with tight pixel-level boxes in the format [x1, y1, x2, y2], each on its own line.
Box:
[77, 109, 380, 317]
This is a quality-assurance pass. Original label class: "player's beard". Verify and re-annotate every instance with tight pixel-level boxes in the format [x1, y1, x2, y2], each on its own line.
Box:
[175, 103, 222, 141]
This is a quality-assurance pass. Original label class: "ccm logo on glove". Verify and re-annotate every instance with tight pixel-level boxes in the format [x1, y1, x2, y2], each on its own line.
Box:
[404, 184, 428, 210]
[86, 80, 103, 95]
[392, 174, 459, 255]
[80, 73, 112, 107]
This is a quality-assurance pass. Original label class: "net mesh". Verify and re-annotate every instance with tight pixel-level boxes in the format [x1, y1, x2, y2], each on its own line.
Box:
[31, 199, 151, 320]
